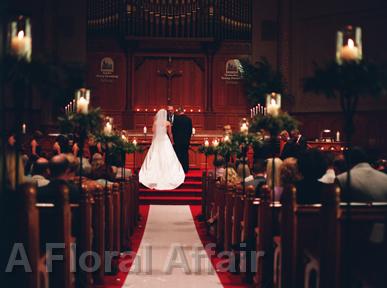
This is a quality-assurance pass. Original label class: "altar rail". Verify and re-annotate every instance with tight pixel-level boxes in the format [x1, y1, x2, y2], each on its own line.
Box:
[87, 0, 252, 40]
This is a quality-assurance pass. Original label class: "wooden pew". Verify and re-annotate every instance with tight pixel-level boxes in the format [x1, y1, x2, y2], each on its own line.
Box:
[112, 182, 121, 261]
[205, 175, 216, 225]
[91, 182, 105, 284]
[240, 185, 260, 282]
[224, 185, 235, 252]
[320, 185, 387, 288]
[120, 180, 131, 251]
[12, 184, 41, 288]
[280, 184, 322, 288]
[36, 182, 74, 288]
[231, 185, 245, 252]
[215, 183, 227, 250]
[254, 185, 281, 288]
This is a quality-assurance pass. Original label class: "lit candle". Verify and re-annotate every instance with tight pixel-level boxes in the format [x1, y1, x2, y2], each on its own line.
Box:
[10, 30, 32, 59]
[121, 134, 128, 142]
[212, 139, 219, 147]
[22, 123, 26, 134]
[267, 98, 280, 116]
[204, 139, 209, 147]
[104, 122, 112, 135]
[240, 123, 248, 134]
[192, 128, 196, 135]
[340, 39, 359, 62]
[133, 139, 137, 146]
[77, 96, 89, 114]
[224, 135, 230, 142]
[143, 126, 147, 134]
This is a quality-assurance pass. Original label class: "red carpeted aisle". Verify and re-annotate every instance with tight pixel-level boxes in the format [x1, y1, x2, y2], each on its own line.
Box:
[139, 169, 203, 205]
[98, 205, 150, 288]
[190, 205, 251, 288]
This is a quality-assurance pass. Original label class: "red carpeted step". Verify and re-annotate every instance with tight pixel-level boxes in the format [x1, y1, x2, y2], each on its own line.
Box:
[139, 188, 202, 197]
[139, 169, 205, 205]
[139, 196, 202, 205]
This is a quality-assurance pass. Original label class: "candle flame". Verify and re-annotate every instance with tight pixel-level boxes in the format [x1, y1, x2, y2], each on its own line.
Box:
[347, 38, 355, 48]
[270, 98, 277, 105]
[17, 30, 24, 39]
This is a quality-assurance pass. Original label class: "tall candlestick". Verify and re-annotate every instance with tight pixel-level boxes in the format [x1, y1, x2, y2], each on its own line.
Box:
[143, 126, 147, 134]
[133, 139, 137, 146]
[204, 139, 209, 147]
[192, 128, 196, 135]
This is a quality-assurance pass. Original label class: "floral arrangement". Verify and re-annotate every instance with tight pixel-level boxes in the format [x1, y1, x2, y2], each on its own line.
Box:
[240, 57, 288, 105]
[58, 108, 104, 137]
[250, 113, 299, 137]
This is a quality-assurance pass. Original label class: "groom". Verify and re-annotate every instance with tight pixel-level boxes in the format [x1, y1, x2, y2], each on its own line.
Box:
[171, 106, 193, 173]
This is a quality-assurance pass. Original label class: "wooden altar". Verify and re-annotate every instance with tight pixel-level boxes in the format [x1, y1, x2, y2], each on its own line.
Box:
[86, 0, 253, 132]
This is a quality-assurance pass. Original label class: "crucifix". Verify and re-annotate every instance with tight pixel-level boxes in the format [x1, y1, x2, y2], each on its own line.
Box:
[157, 57, 183, 105]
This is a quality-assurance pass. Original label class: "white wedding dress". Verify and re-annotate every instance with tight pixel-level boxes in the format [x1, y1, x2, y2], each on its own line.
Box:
[139, 109, 185, 190]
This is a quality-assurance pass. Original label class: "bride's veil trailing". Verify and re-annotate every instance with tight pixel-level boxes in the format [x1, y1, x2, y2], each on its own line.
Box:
[153, 109, 167, 139]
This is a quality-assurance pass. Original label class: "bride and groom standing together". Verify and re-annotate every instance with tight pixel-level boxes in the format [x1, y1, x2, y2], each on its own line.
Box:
[139, 106, 193, 190]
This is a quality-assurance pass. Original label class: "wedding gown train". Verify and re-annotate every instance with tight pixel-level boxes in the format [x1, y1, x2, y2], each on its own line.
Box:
[139, 109, 185, 190]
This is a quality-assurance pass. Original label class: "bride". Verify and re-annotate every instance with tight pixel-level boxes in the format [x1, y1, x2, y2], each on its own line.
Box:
[139, 109, 185, 190]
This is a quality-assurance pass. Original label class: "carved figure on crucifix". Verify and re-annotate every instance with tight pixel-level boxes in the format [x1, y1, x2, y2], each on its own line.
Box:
[157, 57, 183, 105]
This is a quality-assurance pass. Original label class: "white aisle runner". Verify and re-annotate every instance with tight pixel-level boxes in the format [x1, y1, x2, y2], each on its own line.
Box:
[122, 205, 223, 288]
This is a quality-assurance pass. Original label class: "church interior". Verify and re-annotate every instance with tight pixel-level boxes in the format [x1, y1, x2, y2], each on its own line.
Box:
[1, 0, 387, 287]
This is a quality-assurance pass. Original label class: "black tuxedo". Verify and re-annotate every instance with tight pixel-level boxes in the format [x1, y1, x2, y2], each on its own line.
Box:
[172, 114, 192, 173]
[281, 136, 307, 159]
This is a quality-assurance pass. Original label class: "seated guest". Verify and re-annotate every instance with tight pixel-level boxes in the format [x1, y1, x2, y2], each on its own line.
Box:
[280, 157, 302, 187]
[281, 129, 307, 159]
[296, 149, 328, 204]
[236, 156, 251, 179]
[337, 147, 387, 202]
[279, 130, 290, 156]
[213, 155, 226, 181]
[30, 130, 43, 158]
[38, 154, 80, 203]
[246, 159, 266, 191]
[220, 164, 241, 186]
[52, 134, 70, 156]
[319, 152, 336, 184]
[90, 153, 116, 181]
[266, 157, 283, 201]
[31, 157, 50, 187]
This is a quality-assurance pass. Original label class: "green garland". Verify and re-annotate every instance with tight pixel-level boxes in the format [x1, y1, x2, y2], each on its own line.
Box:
[240, 57, 287, 105]
[303, 61, 387, 100]
[58, 108, 104, 137]
[250, 113, 299, 137]
[95, 133, 142, 154]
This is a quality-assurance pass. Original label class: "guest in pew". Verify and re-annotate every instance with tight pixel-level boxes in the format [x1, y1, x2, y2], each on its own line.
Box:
[31, 157, 50, 187]
[236, 156, 251, 179]
[319, 151, 336, 184]
[38, 154, 80, 203]
[296, 149, 328, 204]
[266, 157, 283, 201]
[30, 130, 43, 159]
[220, 163, 241, 186]
[280, 157, 302, 187]
[52, 134, 70, 156]
[245, 159, 266, 193]
[90, 153, 116, 182]
[337, 147, 387, 202]
[279, 130, 290, 156]
[213, 155, 226, 181]
[281, 129, 307, 160]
